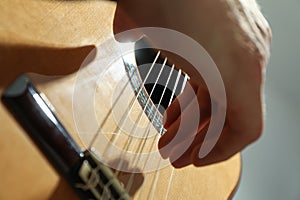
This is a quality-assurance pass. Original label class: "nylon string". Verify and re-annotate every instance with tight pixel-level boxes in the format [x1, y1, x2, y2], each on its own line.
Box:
[124, 64, 175, 193]
[137, 69, 184, 200]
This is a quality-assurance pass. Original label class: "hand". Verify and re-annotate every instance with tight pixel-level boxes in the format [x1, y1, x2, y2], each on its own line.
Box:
[113, 0, 272, 167]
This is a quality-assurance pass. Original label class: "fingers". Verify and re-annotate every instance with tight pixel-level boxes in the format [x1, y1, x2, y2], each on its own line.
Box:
[194, 90, 264, 166]
[163, 81, 197, 128]
[191, 85, 263, 166]
[191, 124, 255, 166]
[159, 86, 211, 160]
[170, 125, 209, 168]
[159, 82, 263, 168]
[158, 95, 200, 159]
[166, 117, 261, 168]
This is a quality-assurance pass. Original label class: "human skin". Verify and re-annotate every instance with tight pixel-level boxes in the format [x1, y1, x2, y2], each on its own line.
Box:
[113, 0, 272, 167]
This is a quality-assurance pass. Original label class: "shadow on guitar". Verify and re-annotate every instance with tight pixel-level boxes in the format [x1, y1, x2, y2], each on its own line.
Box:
[0, 43, 96, 86]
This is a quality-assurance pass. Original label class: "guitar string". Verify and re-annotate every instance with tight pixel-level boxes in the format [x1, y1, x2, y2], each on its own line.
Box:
[87, 61, 137, 150]
[148, 73, 188, 200]
[98, 51, 161, 198]
[95, 51, 161, 156]
[89, 51, 160, 198]
[137, 69, 183, 200]
[124, 65, 175, 193]
[137, 69, 182, 200]
[88, 49, 188, 198]
[148, 73, 189, 200]
[163, 73, 189, 200]
[112, 57, 167, 177]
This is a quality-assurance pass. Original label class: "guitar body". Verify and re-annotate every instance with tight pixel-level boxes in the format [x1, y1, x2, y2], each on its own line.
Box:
[0, 1, 241, 199]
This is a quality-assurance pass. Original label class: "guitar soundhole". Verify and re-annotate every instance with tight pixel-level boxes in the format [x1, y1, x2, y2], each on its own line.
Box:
[121, 38, 189, 135]
[144, 83, 175, 114]
[134, 39, 187, 116]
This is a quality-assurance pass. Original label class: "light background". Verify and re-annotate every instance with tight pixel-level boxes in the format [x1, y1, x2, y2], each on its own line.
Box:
[234, 0, 300, 199]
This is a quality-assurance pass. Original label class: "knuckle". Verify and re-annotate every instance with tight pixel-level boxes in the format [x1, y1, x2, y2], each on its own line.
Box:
[255, 13, 273, 43]
[264, 23, 273, 43]
[230, 19, 271, 73]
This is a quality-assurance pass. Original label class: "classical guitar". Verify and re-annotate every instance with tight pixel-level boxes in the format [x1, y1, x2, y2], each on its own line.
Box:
[0, 1, 241, 199]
